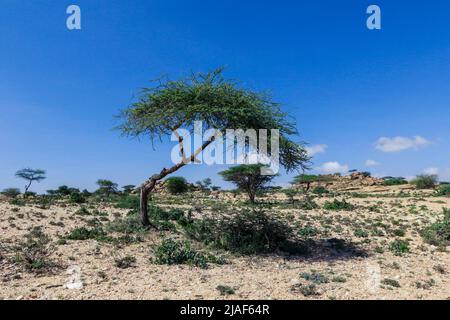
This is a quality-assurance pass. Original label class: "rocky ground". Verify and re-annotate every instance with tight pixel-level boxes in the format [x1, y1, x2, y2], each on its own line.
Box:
[0, 186, 449, 300]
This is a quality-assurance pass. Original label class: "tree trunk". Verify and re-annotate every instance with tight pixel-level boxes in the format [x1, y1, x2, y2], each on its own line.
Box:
[139, 135, 215, 227]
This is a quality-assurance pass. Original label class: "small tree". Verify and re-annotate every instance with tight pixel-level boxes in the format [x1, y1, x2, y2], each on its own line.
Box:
[96, 179, 118, 197]
[411, 175, 438, 190]
[165, 177, 189, 194]
[219, 164, 277, 203]
[15, 168, 46, 194]
[118, 69, 310, 226]
[292, 174, 329, 192]
[196, 178, 212, 190]
[122, 185, 136, 194]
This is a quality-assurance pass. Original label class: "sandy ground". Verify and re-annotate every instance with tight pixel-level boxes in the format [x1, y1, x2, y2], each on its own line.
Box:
[0, 189, 449, 300]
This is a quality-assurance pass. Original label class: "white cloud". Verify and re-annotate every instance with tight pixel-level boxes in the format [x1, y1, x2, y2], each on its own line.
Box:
[375, 136, 431, 153]
[317, 161, 349, 174]
[365, 159, 380, 167]
[423, 167, 439, 175]
[305, 144, 328, 157]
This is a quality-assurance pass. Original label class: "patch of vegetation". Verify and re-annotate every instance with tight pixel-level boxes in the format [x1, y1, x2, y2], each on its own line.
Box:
[65, 226, 111, 242]
[165, 177, 189, 194]
[381, 278, 400, 288]
[14, 227, 58, 273]
[216, 285, 235, 295]
[436, 184, 450, 197]
[291, 283, 320, 296]
[152, 238, 225, 269]
[323, 199, 354, 211]
[389, 239, 410, 255]
[421, 208, 450, 247]
[300, 271, 329, 284]
[312, 186, 329, 195]
[70, 192, 86, 204]
[410, 175, 438, 190]
[298, 226, 319, 238]
[115, 195, 140, 210]
[184, 209, 305, 255]
[382, 177, 408, 186]
[115, 255, 136, 269]
[1, 188, 21, 198]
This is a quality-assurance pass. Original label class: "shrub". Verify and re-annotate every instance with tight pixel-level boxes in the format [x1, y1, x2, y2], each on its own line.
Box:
[436, 185, 450, 197]
[216, 285, 235, 295]
[323, 199, 354, 211]
[115, 195, 140, 210]
[382, 178, 408, 186]
[167, 208, 184, 221]
[421, 208, 450, 247]
[295, 197, 319, 210]
[14, 227, 58, 273]
[115, 255, 136, 269]
[312, 186, 329, 195]
[389, 239, 410, 255]
[382, 278, 401, 288]
[300, 271, 329, 284]
[1, 188, 21, 198]
[410, 175, 438, 189]
[184, 210, 300, 255]
[165, 177, 189, 194]
[298, 226, 319, 238]
[66, 227, 110, 242]
[70, 192, 86, 204]
[153, 238, 222, 269]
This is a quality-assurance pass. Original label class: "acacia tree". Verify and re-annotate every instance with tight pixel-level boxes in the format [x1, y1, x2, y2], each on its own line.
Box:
[15, 168, 46, 194]
[96, 179, 118, 197]
[219, 164, 276, 203]
[118, 69, 310, 226]
[292, 174, 329, 192]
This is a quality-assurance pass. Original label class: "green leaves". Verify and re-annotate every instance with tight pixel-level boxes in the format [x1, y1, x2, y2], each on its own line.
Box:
[118, 68, 309, 172]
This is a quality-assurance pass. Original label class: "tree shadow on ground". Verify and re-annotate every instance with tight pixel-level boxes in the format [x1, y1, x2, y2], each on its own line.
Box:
[278, 237, 370, 263]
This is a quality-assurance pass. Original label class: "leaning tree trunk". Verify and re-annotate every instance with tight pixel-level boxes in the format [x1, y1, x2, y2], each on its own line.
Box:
[138, 135, 215, 227]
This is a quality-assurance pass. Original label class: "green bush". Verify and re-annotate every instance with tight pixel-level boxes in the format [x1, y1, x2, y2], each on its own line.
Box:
[66, 227, 111, 242]
[1, 188, 21, 198]
[14, 227, 57, 273]
[70, 192, 86, 204]
[382, 178, 408, 186]
[153, 238, 224, 269]
[410, 175, 438, 189]
[115, 195, 140, 210]
[165, 177, 189, 194]
[183, 210, 301, 255]
[436, 185, 450, 197]
[421, 208, 450, 247]
[323, 199, 354, 211]
[389, 239, 410, 255]
[312, 186, 329, 195]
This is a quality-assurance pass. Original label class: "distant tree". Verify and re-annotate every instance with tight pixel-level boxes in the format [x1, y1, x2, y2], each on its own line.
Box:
[1, 188, 21, 198]
[348, 169, 358, 173]
[195, 178, 212, 190]
[118, 68, 310, 226]
[15, 168, 46, 194]
[361, 171, 372, 178]
[410, 175, 438, 190]
[96, 179, 118, 197]
[165, 177, 189, 194]
[292, 174, 329, 192]
[122, 185, 136, 194]
[219, 164, 277, 203]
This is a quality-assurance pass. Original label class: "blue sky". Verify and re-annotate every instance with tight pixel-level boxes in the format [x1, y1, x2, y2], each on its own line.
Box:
[1, 1, 450, 193]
